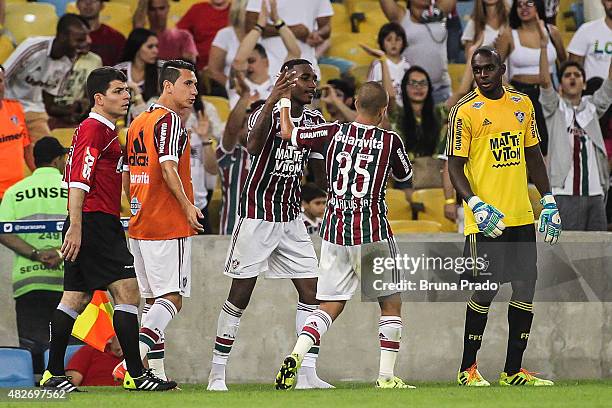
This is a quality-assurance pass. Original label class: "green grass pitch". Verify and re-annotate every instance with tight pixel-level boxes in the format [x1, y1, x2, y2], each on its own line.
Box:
[9, 381, 612, 407]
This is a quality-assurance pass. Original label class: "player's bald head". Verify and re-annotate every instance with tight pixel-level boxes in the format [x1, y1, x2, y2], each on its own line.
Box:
[356, 82, 389, 117]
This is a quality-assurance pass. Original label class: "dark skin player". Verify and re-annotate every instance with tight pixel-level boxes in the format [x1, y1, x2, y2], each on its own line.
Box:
[227, 62, 324, 311]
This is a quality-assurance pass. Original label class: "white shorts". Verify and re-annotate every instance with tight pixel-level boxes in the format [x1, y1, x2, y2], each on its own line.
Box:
[129, 237, 192, 298]
[224, 217, 318, 279]
[316, 238, 401, 301]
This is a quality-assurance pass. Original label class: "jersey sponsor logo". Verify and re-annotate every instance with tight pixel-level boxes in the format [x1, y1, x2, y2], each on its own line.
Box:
[300, 129, 327, 139]
[397, 148, 411, 174]
[471, 101, 485, 109]
[454, 118, 463, 150]
[159, 122, 168, 152]
[130, 196, 141, 215]
[231, 258, 240, 270]
[482, 118, 492, 126]
[116, 155, 125, 174]
[128, 130, 149, 167]
[272, 145, 305, 177]
[0, 133, 22, 143]
[514, 111, 525, 123]
[130, 172, 150, 185]
[82, 147, 96, 180]
[334, 133, 384, 149]
[489, 131, 522, 168]
[10, 115, 19, 125]
[510, 96, 522, 103]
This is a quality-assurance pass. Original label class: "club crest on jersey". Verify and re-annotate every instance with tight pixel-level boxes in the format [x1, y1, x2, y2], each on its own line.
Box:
[130, 197, 141, 215]
[514, 111, 525, 123]
[471, 101, 485, 109]
[510, 96, 522, 103]
[231, 258, 240, 270]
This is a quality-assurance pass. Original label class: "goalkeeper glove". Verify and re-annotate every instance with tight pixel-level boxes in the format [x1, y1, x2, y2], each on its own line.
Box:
[468, 196, 506, 238]
[538, 193, 561, 245]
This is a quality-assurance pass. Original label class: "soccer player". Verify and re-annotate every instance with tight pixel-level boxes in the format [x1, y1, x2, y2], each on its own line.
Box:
[115, 60, 202, 382]
[207, 59, 331, 391]
[274, 81, 415, 390]
[446, 46, 561, 387]
[41, 67, 176, 392]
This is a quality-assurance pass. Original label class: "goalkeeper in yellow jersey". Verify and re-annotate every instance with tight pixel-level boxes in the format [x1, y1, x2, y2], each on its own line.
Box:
[446, 46, 561, 387]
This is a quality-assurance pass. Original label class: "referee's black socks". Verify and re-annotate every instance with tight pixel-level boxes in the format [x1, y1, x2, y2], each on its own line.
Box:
[460, 299, 490, 372]
[504, 301, 533, 375]
[47, 304, 79, 376]
[114, 304, 145, 377]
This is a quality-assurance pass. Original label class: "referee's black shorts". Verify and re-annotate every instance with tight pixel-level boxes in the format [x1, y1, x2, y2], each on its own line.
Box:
[62, 212, 135, 292]
[461, 224, 537, 284]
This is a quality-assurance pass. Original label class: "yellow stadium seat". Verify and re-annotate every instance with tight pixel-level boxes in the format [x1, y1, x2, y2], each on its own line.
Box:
[319, 63, 341, 84]
[448, 63, 466, 92]
[112, 0, 139, 10]
[528, 184, 543, 219]
[0, 35, 15, 65]
[5, 3, 58, 44]
[331, 3, 351, 34]
[67, 2, 133, 37]
[51, 128, 76, 148]
[411, 188, 458, 232]
[202, 95, 230, 123]
[386, 187, 411, 221]
[349, 64, 371, 87]
[327, 33, 377, 67]
[167, 0, 202, 28]
[389, 220, 442, 233]
[561, 31, 575, 48]
[207, 188, 222, 235]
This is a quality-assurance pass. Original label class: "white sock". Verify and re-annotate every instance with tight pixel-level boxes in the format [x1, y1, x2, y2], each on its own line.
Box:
[293, 310, 333, 361]
[378, 316, 402, 380]
[139, 298, 177, 359]
[141, 302, 166, 379]
[212, 301, 243, 368]
[296, 302, 319, 368]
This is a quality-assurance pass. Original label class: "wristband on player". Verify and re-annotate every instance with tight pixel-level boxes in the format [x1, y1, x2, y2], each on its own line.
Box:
[445, 198, 456, 205]
[279, 98, 291, 109]
[274, 20, 286, 30]
[255, 23, 265, 32]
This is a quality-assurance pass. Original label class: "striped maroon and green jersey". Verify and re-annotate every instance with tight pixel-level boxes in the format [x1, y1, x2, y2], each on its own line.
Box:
[216, 143, 250, 235]
[239, 105, 325, 222]
[291, 121, 412, 245]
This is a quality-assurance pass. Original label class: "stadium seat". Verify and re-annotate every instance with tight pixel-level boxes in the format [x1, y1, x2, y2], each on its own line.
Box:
[113, 0, 139, 10]
[0, 35, 15, 65]
[386, 188, 411, 221]
[203, 96, 230, 123]
[448, 63, 466, 92]
[331, 3, 352, 34]
[167, 0, 202, 28]
[207, 189, 222, 235]
[319, 63, 341, 84]
[39, 0, 73, 16]
[528, 184, 543, 219]
[43, 344, 83, 369]
[349, 64, 371, 87]
[0, 347, 34, 387]
[389, 219, 442, 233]
[51, 128, 76, 148]
[5, 3, 58, 44]
[66, 2, 132, 37]
[327, 33, 377, 67]
[411, 188, 458, 232]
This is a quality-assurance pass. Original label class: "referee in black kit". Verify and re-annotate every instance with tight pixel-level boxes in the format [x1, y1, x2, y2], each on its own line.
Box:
[40, 67, 176, 392]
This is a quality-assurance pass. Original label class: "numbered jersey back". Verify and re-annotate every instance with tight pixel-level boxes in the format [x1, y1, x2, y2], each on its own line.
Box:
[292, 121, 412, 245]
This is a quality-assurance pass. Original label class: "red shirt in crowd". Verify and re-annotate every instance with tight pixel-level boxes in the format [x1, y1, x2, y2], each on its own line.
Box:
[63, 112, 123, 218]
[156, 28, 198, 61]
[176, 2, 229, 70]
[89, 24, 126, 67]
[66, 344, 122, 386]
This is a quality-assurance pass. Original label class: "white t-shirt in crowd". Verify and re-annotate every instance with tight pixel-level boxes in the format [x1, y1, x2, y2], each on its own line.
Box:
[367, 57, 411, 106]
[460, 19, 501, 47]
[211, 26, 241, 78]
[567, 18, 612, 81]
[4, 36, 74, 113]
[246, 0, 334, 76]
[228, 77, 273, 109]
[399, 9, 450, 92]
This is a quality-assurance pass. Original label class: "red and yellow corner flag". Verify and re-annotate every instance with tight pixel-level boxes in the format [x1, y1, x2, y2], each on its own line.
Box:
[71, 290, 115, 352]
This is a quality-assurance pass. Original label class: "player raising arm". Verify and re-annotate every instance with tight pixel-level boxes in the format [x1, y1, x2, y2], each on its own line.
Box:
[446, 46, 560, 387]
[274, 81, 416, 390]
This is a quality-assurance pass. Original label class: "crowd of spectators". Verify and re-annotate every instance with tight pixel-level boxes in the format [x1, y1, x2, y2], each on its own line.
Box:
[0, 0, 610, 252]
